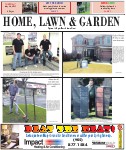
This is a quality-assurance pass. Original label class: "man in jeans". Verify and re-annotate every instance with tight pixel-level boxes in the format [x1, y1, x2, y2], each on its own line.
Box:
[12, 33, 24, 71]
[40, 34, 53, 66]
[76, 52, 81, 68]
[8, 80, 19, 115]
[25, 45, 37, 69]
[32, 45, 41, 63]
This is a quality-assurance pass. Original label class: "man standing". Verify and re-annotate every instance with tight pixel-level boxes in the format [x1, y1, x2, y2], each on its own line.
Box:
[25, 45, 37, 69]
[40, 34, 53, 66]
[86, 79, 96, 113]
[77, 52, 81, 68]
[12, 33, 24, 71]
[8, 80, 19, 115]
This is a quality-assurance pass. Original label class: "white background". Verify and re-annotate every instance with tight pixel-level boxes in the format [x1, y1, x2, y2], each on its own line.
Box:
[0, 0, 126, 149]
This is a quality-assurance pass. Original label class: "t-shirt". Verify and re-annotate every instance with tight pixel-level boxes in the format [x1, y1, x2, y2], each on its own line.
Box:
[86, 84, 95, 99]
[89, 86, 95, 98]
[77, 54, 81, 59]
[25, 49, 34, 57]
[32, 48, 41, 56]
[9, 84, 18, 96]
[12, 38, 24, 53]
[40, 39, 51, 51]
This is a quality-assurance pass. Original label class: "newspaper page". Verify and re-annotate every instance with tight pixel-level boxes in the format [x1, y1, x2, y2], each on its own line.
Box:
[0, 1, 125, 150]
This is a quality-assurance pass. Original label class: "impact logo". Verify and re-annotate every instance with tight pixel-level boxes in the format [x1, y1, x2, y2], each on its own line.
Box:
[24, 139, 43, 146]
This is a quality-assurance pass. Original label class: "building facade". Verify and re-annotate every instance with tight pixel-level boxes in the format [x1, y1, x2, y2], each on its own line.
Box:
[71, 34, 112, 62]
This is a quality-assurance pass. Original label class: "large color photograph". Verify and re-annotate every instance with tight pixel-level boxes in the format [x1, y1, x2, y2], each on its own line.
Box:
[3, 78, 46, 123]
[3, 32, 61, 71]
[71, 78, 112, 122]
[63, 33, 112, 73]
[1, 124, 19, 149]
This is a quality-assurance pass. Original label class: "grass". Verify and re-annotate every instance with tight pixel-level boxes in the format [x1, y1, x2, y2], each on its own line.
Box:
[63, 61, 112, 73]
[3, 104, 46, 123]
[77, 11, 90, 14]
[3, 42, 12, 45]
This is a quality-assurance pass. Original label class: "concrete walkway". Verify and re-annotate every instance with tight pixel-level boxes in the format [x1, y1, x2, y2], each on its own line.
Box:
[3, 64, 51, 71]
[3, 95, 46, 108]
[90, 61, 112, 65]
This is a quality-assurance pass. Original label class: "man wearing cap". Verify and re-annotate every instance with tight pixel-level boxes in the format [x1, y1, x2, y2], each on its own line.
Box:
[86, 79, 96, 113]
[40, 34, 53, 66]
[8, 80, 19, 115]
[12, 33, 24, 71]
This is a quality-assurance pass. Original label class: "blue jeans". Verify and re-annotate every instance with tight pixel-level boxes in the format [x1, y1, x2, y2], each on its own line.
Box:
[77, 59, 80, 68]
[25, 56, 37, 66]
[13, 53, 22, 69]
[41, 50, 53, 61]
[9, 96, 18, 113]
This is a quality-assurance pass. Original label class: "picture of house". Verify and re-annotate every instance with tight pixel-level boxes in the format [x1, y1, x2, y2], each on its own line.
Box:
[71, 34, 112, 62]
[63, 33, 112, 73]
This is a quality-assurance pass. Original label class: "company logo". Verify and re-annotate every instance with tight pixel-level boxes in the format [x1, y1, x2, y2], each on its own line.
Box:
[24, 139, 43, 146]
[92, 141, 106, 145]
[45, 139, 63, 145]
[106, 142, 115, 148]
[92, 141, 115, 148]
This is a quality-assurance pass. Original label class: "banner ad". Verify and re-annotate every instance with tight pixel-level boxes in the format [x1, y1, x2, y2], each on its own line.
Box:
[1, 124, 123, 149]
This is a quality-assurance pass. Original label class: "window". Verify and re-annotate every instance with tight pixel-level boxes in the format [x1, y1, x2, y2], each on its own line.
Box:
[97, 38, 100, 44]
[107, 36, 111, 44]
[76, 35, 83, 45]
[76, 47, 83, 53]
[95, 37, 100, 45]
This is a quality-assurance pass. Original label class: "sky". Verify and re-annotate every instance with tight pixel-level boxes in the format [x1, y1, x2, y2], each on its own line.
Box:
[63, 33, 105, 53]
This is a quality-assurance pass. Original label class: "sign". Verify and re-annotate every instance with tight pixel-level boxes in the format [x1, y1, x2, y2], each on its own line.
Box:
[103, 87, 111, 116]
[26, 83, 46, 89]
[95, 87, 111, 117]
[73, 86, 81, 118]
[80, 87, 89, 118]
[96, 87, 104, 117]
[5, 46, 13, 55]
[22, 124, 124, 149]
[81, 60, 88, 68]
[73, 86, 89, 118]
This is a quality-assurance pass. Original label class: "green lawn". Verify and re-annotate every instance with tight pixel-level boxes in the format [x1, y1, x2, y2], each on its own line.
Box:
[63, 61, 112, 73]
[78, 11, 90, 14]
[3, 104, 46, 123]
[3, 42, 12, 45]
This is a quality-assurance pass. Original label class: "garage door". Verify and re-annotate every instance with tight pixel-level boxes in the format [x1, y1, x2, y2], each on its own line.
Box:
[101, 50, 112, 61]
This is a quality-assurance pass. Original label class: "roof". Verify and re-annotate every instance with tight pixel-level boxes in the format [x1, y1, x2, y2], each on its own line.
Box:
[15, 78, 47, 84]
[71, 34, 111, 40]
